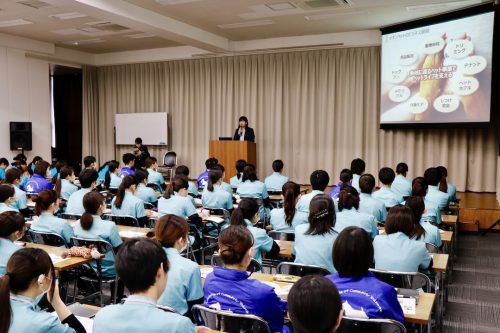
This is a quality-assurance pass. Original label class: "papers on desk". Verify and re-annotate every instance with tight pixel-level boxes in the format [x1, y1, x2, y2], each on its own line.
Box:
[67, 302, 99, 318]
[206, 216, 224, 224]
[49, 254, 69, 265]
[260, 281, 292, 298]
[397, 297, 416, 315]
[76, 316, 94, 333]
[439, 229, 445, 234]
[201, 267, 214, 279]
[194, 198, 202, 207]
[119, 230, 147, 238]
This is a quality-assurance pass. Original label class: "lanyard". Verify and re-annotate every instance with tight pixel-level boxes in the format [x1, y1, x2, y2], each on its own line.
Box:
[10, 295, 35, 310]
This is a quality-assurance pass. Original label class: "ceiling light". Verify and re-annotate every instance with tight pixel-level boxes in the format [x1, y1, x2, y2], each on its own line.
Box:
[406, 0, 481, 11]
[126, 33, 156, 39]
[266, 2, 297, 11]
[16, 0, 51, 9]
[155, 0, 204, 4]
[63, 38, 105, 45]
[305, 10, 364, 21]
[218, 20, 275, 29]
[0, 19, 33, 28]
[50, 12, 88, 20]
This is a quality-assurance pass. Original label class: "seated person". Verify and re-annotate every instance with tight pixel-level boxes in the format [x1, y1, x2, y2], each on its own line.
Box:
[1, 248, 85, 333]
[326, 227, 404, 323]
[134, 170, 158, 204]
[0, 211, 25, 275]
[55, 166, 78, 201]
[437, 166, 456, 203]
[83, 155, 97, 170]
[155, 215, 203, 316]
[335, 187, 378, 239]
[236, 164, 269, 220]
[329, 169, 352, 200]
[372, 167, 403, 208]
[213, 164, 233, 195]
[197, 158, 218, 189]
[0, 157, 7, 181]
[357, 174, 387, 223]
[176, 165, 199, 197]
[118, 153, 136, 178]
[264, 160, 289, 191]
[229, 159, 246, 189]
[204, 225, 288, 333]
[405, 196, 442, 247]
[93, 238, 206, 333]
[391, 162, 412, 198]
[25, 160, 53, 194]
[31, 190, 74, 246]
[4, 169, 28, 215]
[201, 169, 233, 211]
[145, 157, 166, 192]
[294, 194, 339, 273]
[373, 205, 433, 272]
[104, 161, 122, 190]
[111, 176, 149, 227]
[230, 198, 279, 264]
[270, 182, 308, 232]
[66, 168, 98, 215]
[288, 275, 343, 333]
[411, 177, 441, 225]
[424, 167, 449, 211]
[0, 185, 18, 214]
[350, 158, 366, 193]
[296, 170, 330, 213]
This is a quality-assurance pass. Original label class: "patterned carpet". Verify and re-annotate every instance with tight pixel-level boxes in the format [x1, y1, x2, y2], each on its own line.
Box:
[442, 233, 500, 333]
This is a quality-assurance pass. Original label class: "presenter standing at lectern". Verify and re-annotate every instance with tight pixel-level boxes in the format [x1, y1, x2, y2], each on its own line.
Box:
[233, 116, 255, 142]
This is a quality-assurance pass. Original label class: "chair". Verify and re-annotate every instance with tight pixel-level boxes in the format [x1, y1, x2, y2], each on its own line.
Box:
[71, 237, 119, 306]
[268, 231, 295, 241]
[162, 151, 177, 182]
[200, 235, 219, 265]
[425, 242, 440, 254]
[143, 202, 155, 210]
[193, 305, 271, 333]
[276, 262, 330, 277]
[29, 230, 67, 247]
[60, 213, 82, 221]
[146, 183, 162, 192]
[369, 268, 432, 292]
[338, 317, 406, 333]
[211, 254, 262, 272]
[102, 214, 139, 227]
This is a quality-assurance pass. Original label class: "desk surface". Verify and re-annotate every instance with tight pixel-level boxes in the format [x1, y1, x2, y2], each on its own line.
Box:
[25, 242, 92, 271]
[442, 214, 458, 224]
[430, 253, 449, 273]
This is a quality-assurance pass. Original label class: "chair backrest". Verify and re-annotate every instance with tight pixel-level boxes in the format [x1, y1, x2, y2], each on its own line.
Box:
[211, 254, 262, 272]
[425, 242, 440, 254]
[268, 231, 295, 241]
[163, 151, 177, 167]
[103, 214, 139, 227]
[143, 202, 155, 210]
[205, 208, 231, 220]
[29, 230, 67, 247]
[369, 268, 431, 292]
[60, 213, 82, 221]
[276, 262, 330, 277]
[338, 316, 407, 333]
[192, 305, 271, 333]
[71, 237, 114, 255]
[268, 190, 282, 196]
[146, 183, 161, 192]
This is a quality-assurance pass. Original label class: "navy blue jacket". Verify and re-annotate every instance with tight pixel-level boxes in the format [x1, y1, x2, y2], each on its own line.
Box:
[233, 127, 255, 142]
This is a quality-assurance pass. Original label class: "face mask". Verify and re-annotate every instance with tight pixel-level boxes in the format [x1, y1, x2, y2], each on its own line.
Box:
[34, 275, 51, 305]
[179, 238, 189, 253]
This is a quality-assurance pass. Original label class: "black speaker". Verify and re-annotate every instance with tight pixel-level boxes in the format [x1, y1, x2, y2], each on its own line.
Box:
[10, 122, 32, 151]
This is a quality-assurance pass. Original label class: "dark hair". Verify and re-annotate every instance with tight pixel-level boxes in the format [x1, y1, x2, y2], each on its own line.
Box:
[54, 166, 74, 197]
[144, 157, 157, 169]
[207, 169, 223, 192]
[350, 158, 366, 175]
[230, 198, 259, 226]
[155, 214, 189, 248]
[0, 158, 8, 167]
[424, 167, 441, 186]
[50, 161, 65, 185]
[0, 211, 25, 238]
[4, 168, 22, 185]
[411, 177, 428, 197]
[384, 205, 414, 236]
[13, 154, 27, 163]
[378, 167, 396, 185]
[310, 170, 330, 191]
[135, 169, 149, 184]
[205, 158, 218, 170]
[115, 238, 168, 294]
[0, 248, 56, 333]
[272, 160, 284, 173]
[122, 153, 136, 166]
[175, 165, 190, 177]
[339, 168, 353, 183]
[436, 166, 448, 193]
[104, 161, 120, 189]
[241, 164, 258, 182]
[33, 190, 58, 216]
[405, 196, 427, 241]
[238, 116, 249, 129]
[218, 225, 254, 265]
[338, 186, 360, 211]
[81, 191, 104, 231]
[114, 175, 136, 209]
[83, 156, 96, 168]
[135, 137, 142, 144]
[359, 174, 376, 194]
[0, 185, 15, 203]
[78, 168, 98, 189]
[307, 194, 336, 236]
[396, 162, 409, 175]
[235, 160, 246, 180]
[334, 227, 373, 279]
[164, 175, 189, 199]
[288, 275, 342, 333]
[283, 182, 300, 226]
[436, 166, 448, 177]
[213, 164, 225, 173]
[33, 160, 50, 178]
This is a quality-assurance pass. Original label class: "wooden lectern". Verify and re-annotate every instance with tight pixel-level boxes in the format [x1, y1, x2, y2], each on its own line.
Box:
[209, 140, 256, 182]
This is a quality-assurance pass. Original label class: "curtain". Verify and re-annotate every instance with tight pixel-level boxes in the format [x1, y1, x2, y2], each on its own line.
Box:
[82, 46, 498, 192]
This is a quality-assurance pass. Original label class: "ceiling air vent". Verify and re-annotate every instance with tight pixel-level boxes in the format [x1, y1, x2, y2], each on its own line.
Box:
[301, 0, 351, 9]
[85, 21, 130, 32]
[16, 0, 52, 9]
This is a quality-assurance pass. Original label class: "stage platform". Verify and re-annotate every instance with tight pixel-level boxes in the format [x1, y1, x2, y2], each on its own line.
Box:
[457, 192, 500, 231]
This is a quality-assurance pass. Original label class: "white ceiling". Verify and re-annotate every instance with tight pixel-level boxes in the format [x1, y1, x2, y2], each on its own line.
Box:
[0, 0, 492, 54]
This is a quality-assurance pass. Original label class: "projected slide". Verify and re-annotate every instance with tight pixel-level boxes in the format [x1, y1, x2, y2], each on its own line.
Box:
[380, 11, 494, 125]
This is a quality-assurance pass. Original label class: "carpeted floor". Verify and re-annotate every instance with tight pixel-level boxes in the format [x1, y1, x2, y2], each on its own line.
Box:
[442, 232, 500, 333]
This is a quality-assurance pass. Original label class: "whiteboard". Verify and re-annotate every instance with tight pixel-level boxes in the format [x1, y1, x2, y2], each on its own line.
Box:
[115, 112, 168, 145]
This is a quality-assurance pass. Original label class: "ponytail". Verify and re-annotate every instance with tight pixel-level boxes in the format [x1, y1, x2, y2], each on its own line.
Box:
[33, 190, 58, 216]
[80, 212, 94, 231]
[230, 208, 246, 226]
[115, 175, 135, 209]
[282, 182, 300, 226]
[207, 169, 222, 192]
[163, 175, 188, 200]
[55, 166, 74, 196]
[81, 191, 104, 230]
[0, 275, 12, 333]
[405, 196, 427, 241]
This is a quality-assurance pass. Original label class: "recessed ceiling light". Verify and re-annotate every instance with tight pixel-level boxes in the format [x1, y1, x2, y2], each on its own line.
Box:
[62, 38, 105, 45]
[218, 20, 275, 29]
[126, 33, 156, 39]
[50, 12, 88, 20]
[406, 0, 481, 11]
[266, 2, 296, 11]
[305, 10, 364, 21]
[0, 19, 33, 28]
[16, 0, 51, 9]
[155, 0, 204, 4]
